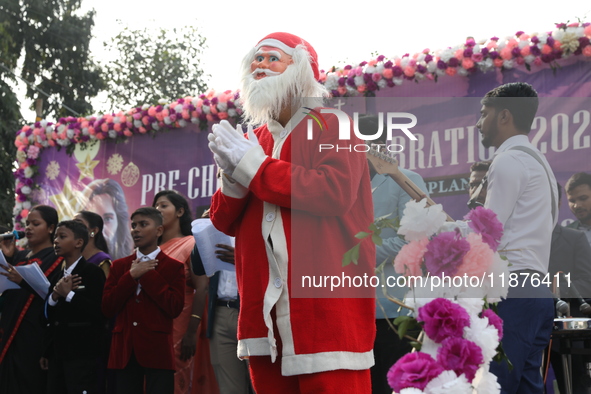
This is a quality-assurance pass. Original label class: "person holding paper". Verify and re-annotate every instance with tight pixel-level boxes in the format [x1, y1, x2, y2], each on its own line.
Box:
[42, 220, 106, 394]
[0, 205, 62, 394]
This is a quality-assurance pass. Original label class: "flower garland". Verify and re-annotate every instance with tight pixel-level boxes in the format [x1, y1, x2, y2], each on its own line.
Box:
[386, 203, 510, 393]
[320, 22, 591, 97]
[12, 22, 591, 228]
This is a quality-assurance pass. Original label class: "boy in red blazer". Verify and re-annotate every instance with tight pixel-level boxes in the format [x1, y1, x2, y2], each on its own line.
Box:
[102, 207, 185, 394]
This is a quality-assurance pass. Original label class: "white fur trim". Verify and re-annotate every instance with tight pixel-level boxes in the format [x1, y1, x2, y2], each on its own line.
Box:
[220, 172, 248, 198]
[237, 337, 272, 357]
[232, 145, 267, 188]
[281, 350, 375, 376]
[256, 39, 295, 55]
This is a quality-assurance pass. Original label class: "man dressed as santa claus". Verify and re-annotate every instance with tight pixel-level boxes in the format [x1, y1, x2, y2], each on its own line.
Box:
[208, 32, 376, 393]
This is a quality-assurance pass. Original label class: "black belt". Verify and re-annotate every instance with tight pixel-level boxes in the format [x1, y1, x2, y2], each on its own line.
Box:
[216, 299, 239, 309]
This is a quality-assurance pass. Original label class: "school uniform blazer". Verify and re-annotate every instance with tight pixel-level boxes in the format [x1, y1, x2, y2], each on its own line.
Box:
[46, 257, 107, 360]
[102, 251, 185, 370]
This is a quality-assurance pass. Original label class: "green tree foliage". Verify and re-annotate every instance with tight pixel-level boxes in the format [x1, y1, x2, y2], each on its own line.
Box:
[0, 0, 103, 226]
[103, 25, 209, 111]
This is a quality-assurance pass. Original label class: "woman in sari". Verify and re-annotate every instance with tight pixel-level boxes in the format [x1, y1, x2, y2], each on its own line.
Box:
[0, 205, 62, 394]
[153, 190, 208, 394]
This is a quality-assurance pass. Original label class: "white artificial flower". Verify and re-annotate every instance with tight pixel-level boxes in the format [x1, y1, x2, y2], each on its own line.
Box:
[354, 75, 364, 87]
[400, 388, 424, 394]
[473, 367, 501, 393]
[401, 58, 410, 68]
[393, 78, 403, 86]
[457, 68, 468, 77]
[41, 140, 49, 148]
[191, 117, 199, 124]
[473, 44, 481, 54]
[23, 201, 31, 210]
[108, 130, 117, 139]
[524, 55, 536, 64]
[202, 105, 211, 114]
[538, 33, 548, 45]
[46, 125, 54, 133]
[496, 41, 506, 50]
[217, 102, 228, 112]
[427, 62, 437, 73]
[575, 27, 585, 38]
[21, 186, 31, 195]
[502, 60, 514, 69]
[133, 120, 142, 128]
[518, 40, 528, 49]
[178, 119, 187, 128]
[66, 129, 74, 139]
[164, 117, 172, 125]
[464, 316, 499, 362]
[174, 104, 183, 113]
[365, 65, 376, 74]
[455, 297, 485, 316]
[16, 150, 27, 163]
[415, 73, 425, 81]
[324, 74, 338, 90]
[57, 124, 66, 133]
[40, 120, 47, 127]
[424, 370, 472, 394]
[152, 122, 160, 130]
[19, 131, 27, 139]
[24, 166, 34, 178]
[158, 98, 168, 105]
[398, 198, 447, 241]
[417, 54, 425, 62]
[436, 69, 445, 77]
[376, 63, 385, 73]
[228, 108, 237, 117]
[192, 98, 199, 106]
[420, 336, 440, 359]
[378, 79, 387, 89]
[553, 29, 565, 42]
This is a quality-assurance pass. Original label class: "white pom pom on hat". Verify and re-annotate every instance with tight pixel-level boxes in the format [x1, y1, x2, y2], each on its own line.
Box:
[255, 32, 319, 80]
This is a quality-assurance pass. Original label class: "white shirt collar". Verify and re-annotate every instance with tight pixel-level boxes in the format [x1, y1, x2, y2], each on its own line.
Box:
[494, 134, 530, 156]
[64, 256, 83, 276]
[136, 247, 160, 261]
[266, 107, 308, 138]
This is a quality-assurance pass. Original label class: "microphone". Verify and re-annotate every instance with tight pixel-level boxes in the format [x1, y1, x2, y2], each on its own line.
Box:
[0, 231, 25, 241]
[554, 296, 569, 316]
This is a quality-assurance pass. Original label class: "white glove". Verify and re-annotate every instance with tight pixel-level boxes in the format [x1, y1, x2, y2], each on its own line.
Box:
[207, 120, 259, 176]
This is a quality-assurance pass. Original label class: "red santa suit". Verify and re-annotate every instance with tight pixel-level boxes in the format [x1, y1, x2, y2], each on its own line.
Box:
[210, 109, 376, 377]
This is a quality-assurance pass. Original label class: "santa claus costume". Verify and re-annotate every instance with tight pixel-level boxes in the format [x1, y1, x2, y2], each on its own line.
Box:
[209, 32, 376, 394]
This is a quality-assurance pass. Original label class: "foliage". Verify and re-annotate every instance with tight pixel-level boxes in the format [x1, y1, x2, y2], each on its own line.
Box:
[103, 25, 209, 111]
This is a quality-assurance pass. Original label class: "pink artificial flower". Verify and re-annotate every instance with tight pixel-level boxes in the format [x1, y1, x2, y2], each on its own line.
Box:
[142, 116, 150, 126]
[585, 26, 591, 37]
[100, 123, 109, 132]
[520, 34, 530, 41]
[51, 132, 58, 140]
[132, 113, 142, 121]
[516, 57, 525, 65]
[138, 127, 147, 134]
[387, 352, 444, 392]
[426, 74, 434, 80]
[446, 67, 457, 76]
[457, 233, 494, 277]
[487, 41, 498, 50]
[318, 73, 327, 82]
[408, 59, 417, 67]
[584, 46, 591, 57]
[394, 238, 429, 277]
[96, 133, 105, 140]
[534, 57, 543, 66]
[32, 128, 41, 136]
[206, 114, 214, 122]
[21, 209, 29, 218]
[521, 46, 531, 56]
[500, 47, 513, 60]
[454, 49, 464, 60]
[437, 337, 484, 382]
[464, 206, 503, 250]
[88, 127, 95, 135]
[541, 44, 552, 55]
[181, 109, 190, 119]
[553, 41, 562, 50]
[368, 59, 378, 67]
[382, 69, 394, 79]
[372, 73, 382, 82]
[48, 140, 56, 147]
[471, 53, 483, 62]
[418, 298, 470, 343]
[113, 123, 122, 132]
[404, 67, 415, 77]
[494, 58, 504, 68]
[424, 231, 470, 277]
[337, 86, 347, 95]
[507, 39, 519, 49]
[148, 107, 157, 117]
[105, 115, 114, 123]
[462, 58, 474, 69]
[27, 145, 40, 159]
[481, 309, 503, 340]
[22, 137, 29, 145]
[124, 130, 133, 137]
[161, 109, 169, 117]
[357, 85, 366, 93]
[218, 112, 228, 120]
[155, 113, 164, 122]
[568, 22, 580, 27]
[22, 125, 31, 133]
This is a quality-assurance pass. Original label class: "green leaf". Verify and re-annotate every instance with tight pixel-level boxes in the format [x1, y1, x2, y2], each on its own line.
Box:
[355, 231, 371, 239]
[371, 233, 383, 246]
[351, 243, 360, 265]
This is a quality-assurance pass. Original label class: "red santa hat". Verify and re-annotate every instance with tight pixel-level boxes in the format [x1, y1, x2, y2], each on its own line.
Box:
[255, 32, 320, 80]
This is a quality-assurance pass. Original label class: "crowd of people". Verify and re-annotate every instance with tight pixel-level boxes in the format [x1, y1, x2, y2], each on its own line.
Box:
[1, 31, 590, 394]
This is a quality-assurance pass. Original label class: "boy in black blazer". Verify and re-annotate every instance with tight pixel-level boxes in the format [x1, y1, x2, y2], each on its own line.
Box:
[42, 220, 106, 394]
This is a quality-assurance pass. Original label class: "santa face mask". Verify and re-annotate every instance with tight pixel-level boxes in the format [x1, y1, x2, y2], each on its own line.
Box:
[250, 46, 294, 79]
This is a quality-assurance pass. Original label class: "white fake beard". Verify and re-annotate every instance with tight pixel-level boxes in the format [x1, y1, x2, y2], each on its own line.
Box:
[239, 47, 328, 126]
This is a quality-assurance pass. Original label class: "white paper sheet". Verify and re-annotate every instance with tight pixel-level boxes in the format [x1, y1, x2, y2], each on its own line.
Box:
[191, 219, 236, 277]
[0, 253, 21, 293]
[14, 262, 51, 299]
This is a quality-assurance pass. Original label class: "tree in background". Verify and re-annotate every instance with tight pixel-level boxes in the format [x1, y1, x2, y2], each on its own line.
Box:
[103, 25, 209, 111]
[0, 0, 104, 226]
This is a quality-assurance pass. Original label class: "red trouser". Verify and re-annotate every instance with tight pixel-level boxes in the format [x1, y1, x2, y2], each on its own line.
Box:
[249, 355, 371, 394]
